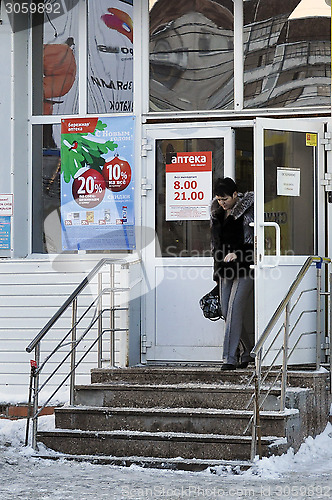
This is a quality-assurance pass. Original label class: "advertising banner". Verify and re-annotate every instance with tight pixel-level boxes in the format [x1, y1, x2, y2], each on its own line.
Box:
[165, 152, 212, 220]
[87, 0, 133, 114]
[0, 216, 11, 250]
[61, 116, 135, 251]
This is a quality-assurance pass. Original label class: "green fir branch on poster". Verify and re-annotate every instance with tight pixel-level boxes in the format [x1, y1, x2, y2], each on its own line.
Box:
[61, 120, 118, 183]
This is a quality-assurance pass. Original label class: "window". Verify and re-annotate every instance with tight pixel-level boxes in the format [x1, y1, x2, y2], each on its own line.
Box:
[244, 0, 331, 109]
[87, 0, 134, 114]
[32, 3, 79, 116]
[149, 0, 234, 111]
[31, 0, 134, 253]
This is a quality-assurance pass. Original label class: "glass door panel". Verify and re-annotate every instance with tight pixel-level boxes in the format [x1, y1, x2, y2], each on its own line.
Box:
[155, 137, 225, 257]
[255, 118, 325, 366]
[142, 125, 233, 363]
[263, 129, 315, 256]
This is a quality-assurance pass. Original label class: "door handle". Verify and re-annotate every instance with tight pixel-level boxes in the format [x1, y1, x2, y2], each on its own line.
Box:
[259, 222, 281, 268]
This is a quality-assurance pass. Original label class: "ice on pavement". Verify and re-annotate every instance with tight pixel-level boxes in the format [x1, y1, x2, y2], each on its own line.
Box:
[0, 415, 332, 499]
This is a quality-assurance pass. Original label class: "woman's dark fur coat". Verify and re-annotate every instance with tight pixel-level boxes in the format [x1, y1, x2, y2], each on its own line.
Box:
[210, 192, 254, 281]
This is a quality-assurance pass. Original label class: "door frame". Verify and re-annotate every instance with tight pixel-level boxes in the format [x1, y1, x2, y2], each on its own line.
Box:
[141, 122, 237, 363]
[139, 117, 327, 364]
[254, 117, 326, 267]
[254, 117, 327, 364]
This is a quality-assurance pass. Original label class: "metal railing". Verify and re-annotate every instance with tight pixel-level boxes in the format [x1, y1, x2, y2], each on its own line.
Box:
[25, 258, 139, 450]
[249, 256, 331, 460]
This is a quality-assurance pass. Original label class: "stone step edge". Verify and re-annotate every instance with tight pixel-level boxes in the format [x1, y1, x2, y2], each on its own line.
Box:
[56, 406, 299, 419]
[75, 383, 281, 393]
[37, 428, 284, 445]
[90, 367, 321, 378]
[32, 453, 253, 472]
[92, 367, 248, 372]
[91, 367, 316, 374]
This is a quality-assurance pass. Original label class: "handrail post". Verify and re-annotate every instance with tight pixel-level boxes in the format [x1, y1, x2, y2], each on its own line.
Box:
[110, 263, 115, 367]
[98, 272, 103, 369]
[25, 360, 37, 447]
[280, 302, 290, 411]
[330, 273, 332, 394]
[316, 261, 322, 370]
[251, 349, 262, 460]
[69, 298, 77, 406]
[31, 343, 40, 450]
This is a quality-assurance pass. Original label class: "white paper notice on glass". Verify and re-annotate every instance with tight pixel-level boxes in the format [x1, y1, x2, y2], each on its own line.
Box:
[0, 194, 13, 216]
[277, 167, 301, 197]
[165, 152, 212, 221]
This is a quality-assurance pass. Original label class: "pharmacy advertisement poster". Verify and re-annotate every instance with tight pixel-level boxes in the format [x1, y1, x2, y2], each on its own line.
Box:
[165, 152, 212, 220]
[60, 116, 135, 251]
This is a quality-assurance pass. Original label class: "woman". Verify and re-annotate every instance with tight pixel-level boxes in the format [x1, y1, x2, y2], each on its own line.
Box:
[211, 177, 254, 370]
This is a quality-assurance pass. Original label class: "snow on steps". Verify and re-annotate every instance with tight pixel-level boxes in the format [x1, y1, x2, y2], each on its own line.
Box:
[54, 405, 300, 437]
[73, 382, 282, 411]
[36, 428, 289, 462]
[35, 367, 330, 467]
[32, 453, 253, 473]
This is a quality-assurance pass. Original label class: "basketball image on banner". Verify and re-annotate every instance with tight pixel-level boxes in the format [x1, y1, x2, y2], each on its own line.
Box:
[60, 116, 135, 251]
[165, 152, 212, 220]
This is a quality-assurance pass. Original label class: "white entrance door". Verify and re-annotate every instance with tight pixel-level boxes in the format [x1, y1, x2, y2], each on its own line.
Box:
[254, 118, 326, 365]
[141, 124, 234, 363]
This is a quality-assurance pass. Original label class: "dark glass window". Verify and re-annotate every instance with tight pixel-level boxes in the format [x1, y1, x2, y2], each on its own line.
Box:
[87, 0, 134, 114]
[32, 1, 79, 116]
[243, 0, 331, 109]
[32, 125, 62, 253]
[149, 0, 234, 111]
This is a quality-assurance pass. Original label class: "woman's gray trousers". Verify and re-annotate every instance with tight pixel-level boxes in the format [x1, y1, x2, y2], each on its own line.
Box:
[220, 275, 254, 365]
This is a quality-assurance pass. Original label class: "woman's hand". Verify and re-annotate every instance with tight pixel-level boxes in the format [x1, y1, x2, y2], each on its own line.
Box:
[224, 252, 237, 262]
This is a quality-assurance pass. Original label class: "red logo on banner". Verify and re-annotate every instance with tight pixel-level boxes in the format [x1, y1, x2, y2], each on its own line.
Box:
[166, 152, 212, 173]
[72, 169, 106, 208]
[102, 156, 132, 192]
[61, 118, 99, 134]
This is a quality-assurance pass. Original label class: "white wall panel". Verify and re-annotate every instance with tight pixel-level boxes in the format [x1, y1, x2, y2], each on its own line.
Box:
[0, 257, 134, 404]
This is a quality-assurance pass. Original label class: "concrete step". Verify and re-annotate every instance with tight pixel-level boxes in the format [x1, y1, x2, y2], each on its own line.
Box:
[91, 366, 257, 386]
[90, 366, 329, 391]
[36, 428, 289, 461]
[55, 405, 300, 437]
[74, 383, 281, 411]
[32, 453, 253, 472]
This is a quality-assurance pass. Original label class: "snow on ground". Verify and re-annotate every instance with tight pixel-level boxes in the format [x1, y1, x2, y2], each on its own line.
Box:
[0, 416, 332, 500]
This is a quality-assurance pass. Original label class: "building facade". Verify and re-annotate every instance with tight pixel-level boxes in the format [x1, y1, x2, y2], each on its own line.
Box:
[0, 0, 331, 402]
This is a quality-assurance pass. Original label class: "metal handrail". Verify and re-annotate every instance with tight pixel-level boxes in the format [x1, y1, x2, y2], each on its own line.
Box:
[34, 309, 108, 419]
[250, 255, 331, 460]
[26, 258, 126, 353]
[24, 257, 137, 449]
[251, 256, 330, 357]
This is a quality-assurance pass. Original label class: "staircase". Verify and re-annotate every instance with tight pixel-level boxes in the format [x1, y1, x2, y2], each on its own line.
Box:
[35, 366, 330, 470]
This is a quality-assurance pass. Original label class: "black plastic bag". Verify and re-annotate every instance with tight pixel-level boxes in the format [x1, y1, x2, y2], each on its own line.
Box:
[199, 286, 224, 321]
